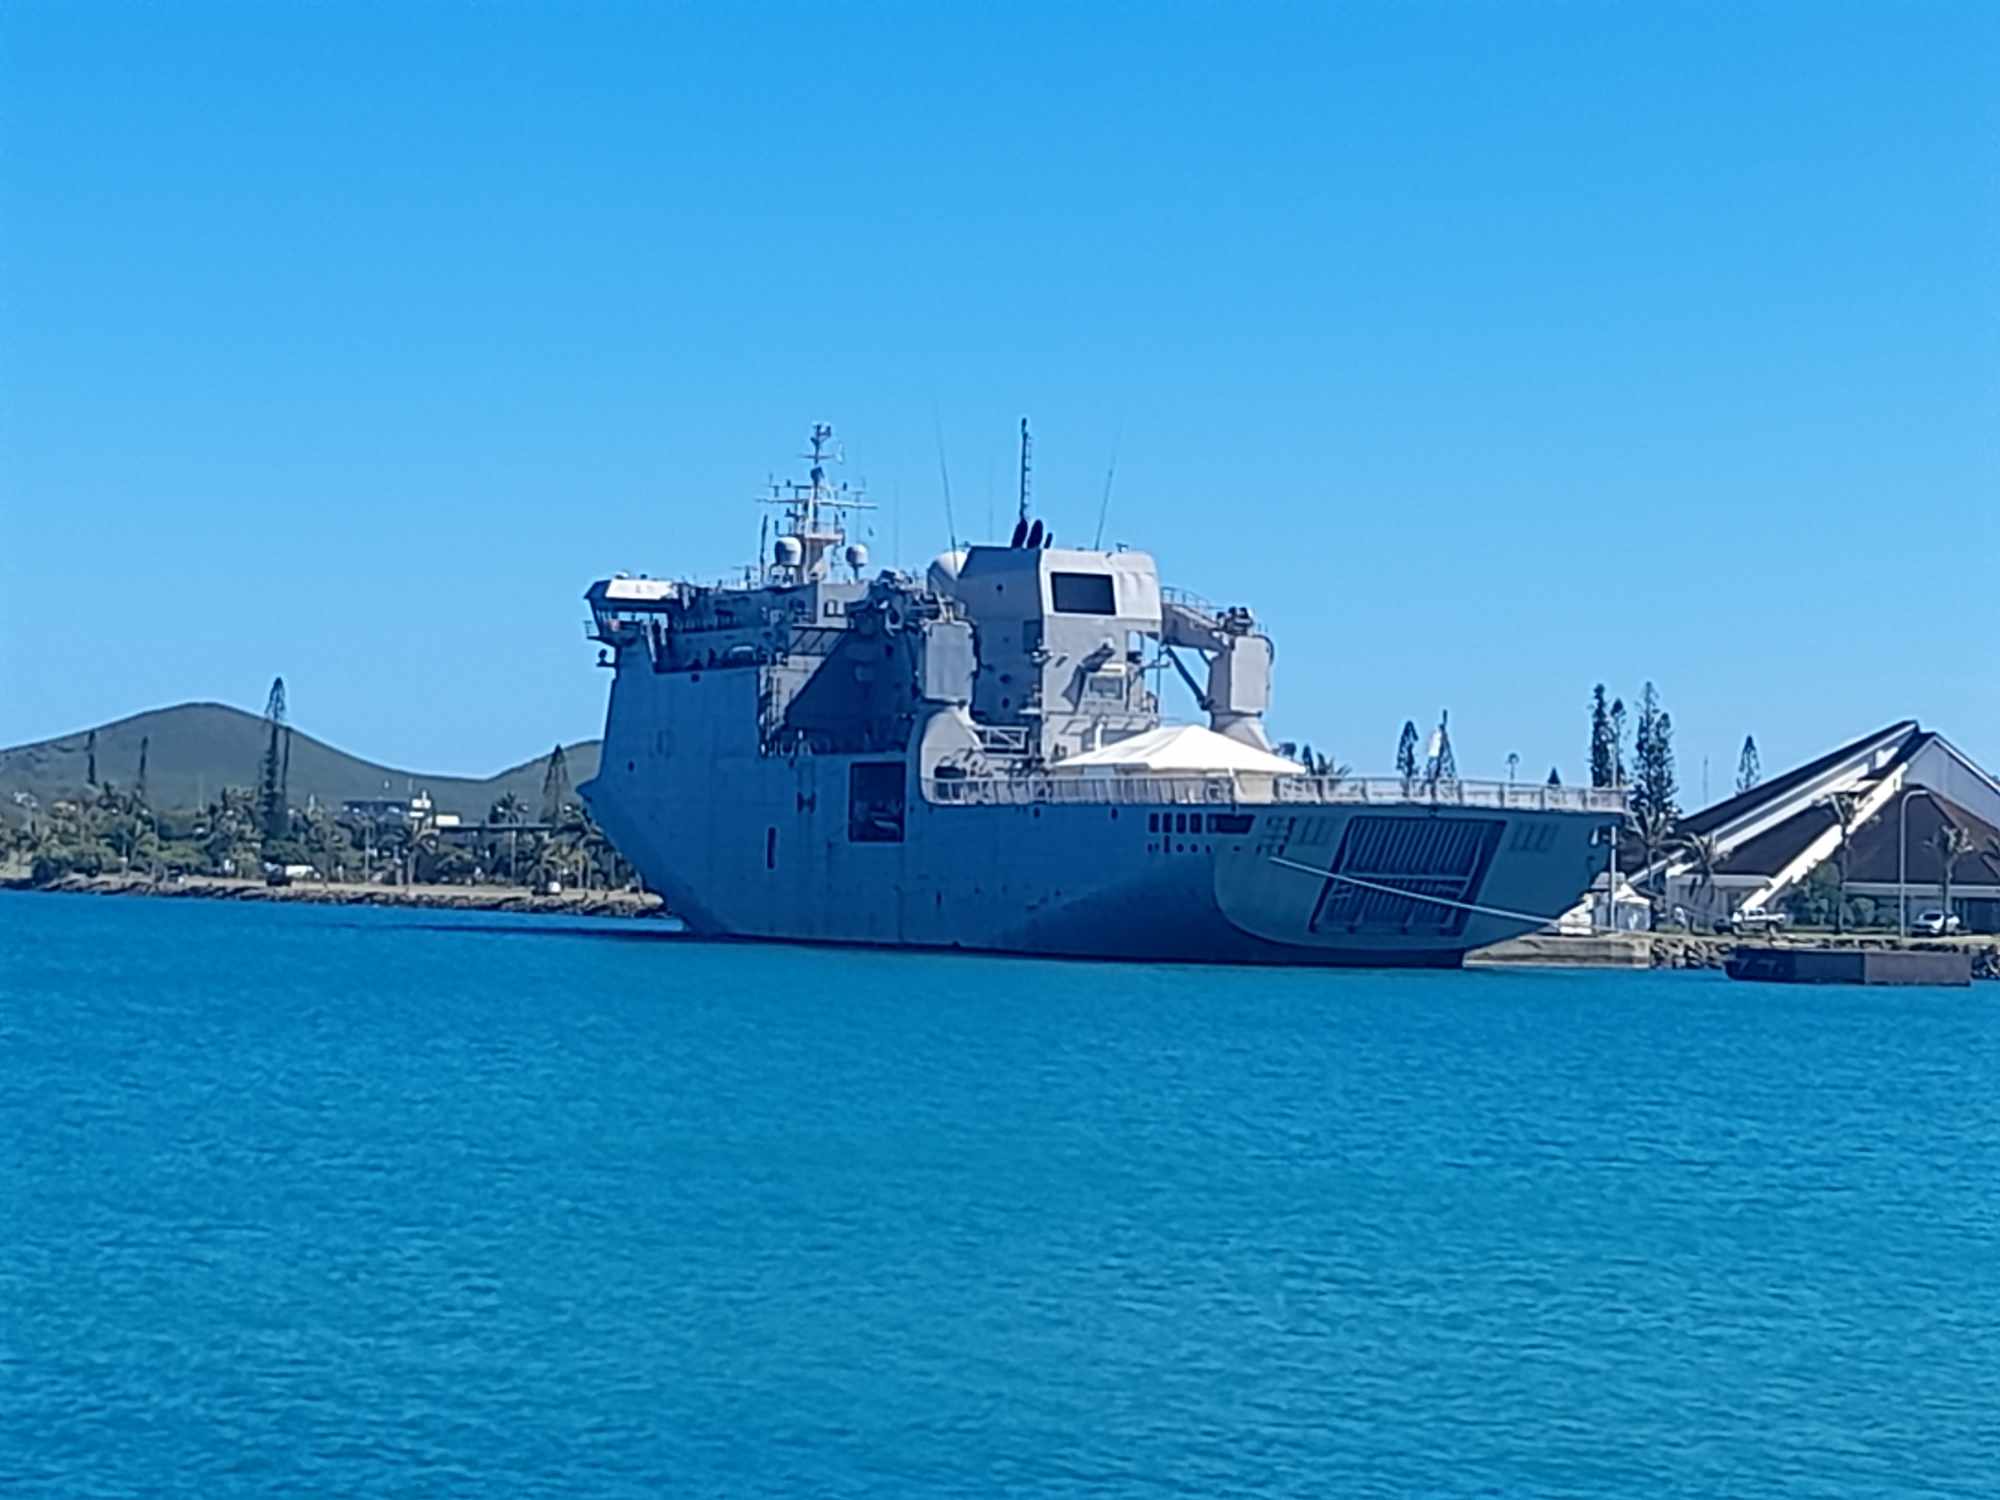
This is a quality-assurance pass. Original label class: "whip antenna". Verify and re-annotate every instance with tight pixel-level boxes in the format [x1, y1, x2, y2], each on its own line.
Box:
[932, 406, 959, 553]
[1017, 417, 1032, 527]
[1092, 431, 1121, 550]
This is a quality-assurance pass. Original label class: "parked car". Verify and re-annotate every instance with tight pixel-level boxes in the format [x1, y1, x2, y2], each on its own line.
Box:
[1912, 909, 1962, 936]
[1729, 909, 1791, 935]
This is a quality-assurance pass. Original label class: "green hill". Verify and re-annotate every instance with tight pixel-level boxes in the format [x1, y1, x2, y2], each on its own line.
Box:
[0, 703, 602, 820]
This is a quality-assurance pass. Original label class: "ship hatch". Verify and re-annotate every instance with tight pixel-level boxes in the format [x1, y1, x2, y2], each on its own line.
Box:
[848, 763, 905, 843]
[1307, 816, 1504, 937]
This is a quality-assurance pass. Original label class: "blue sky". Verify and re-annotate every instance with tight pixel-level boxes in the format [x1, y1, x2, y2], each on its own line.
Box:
[4, 4, 1994, 796]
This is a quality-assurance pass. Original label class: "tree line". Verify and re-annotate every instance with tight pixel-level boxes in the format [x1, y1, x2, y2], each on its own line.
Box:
[2, 715, 629, 894]
[2, 774, 628, 893]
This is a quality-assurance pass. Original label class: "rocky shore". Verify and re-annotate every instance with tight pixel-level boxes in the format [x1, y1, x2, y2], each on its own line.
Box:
[1648, 934, 1998, 979]
[5, 871, 667, 920]
[1467, 929, 1997, 979]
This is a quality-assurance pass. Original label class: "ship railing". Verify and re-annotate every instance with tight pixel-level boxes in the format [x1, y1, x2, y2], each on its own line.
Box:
[927, 773, 1239, 807]
[924, 773, 1627, 814]
[1159, 586, 1221, 620]
[972, 724, 1032, 756]
[1273, 778, 1629, 813]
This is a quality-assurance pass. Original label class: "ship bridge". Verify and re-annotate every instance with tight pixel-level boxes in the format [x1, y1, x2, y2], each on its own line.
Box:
[931, 542, 1276, 762]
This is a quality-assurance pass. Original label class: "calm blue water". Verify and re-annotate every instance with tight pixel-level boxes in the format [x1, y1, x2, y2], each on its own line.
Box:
[2, 893, 1995, 1498]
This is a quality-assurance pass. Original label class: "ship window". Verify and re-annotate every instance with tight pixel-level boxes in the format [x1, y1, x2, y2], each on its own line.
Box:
[766, 827, 777, 870]
[1174, 813, 1188, 834]
[848, 762, 905, 844]
[1208, 813, 1254, 835]
[1051, 572, 1116, 615]
[1148, 813, 1159, 832]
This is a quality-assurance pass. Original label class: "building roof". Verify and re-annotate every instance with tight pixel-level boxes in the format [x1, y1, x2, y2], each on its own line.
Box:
[1713, 786, 2000, 886]
[1716, 804, 1834, 878]
[1843, 791, 2000, 887]
[1676, 720, 1916, 838]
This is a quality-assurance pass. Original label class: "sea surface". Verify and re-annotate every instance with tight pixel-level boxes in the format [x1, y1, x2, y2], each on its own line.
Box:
[2, 892, 1995, 1498]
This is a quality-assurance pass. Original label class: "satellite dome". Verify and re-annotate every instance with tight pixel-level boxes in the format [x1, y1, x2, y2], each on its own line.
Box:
[926, 549, 969, 596]
[844, 542, 870, 572]
[773, 535, 804, 567]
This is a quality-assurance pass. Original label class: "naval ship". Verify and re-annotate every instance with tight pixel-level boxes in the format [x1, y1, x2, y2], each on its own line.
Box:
[580, 425, 1623, 966]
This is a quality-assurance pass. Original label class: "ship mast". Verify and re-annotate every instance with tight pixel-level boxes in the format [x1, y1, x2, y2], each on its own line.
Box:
[764, 422, 871, 582]
[1017, 417, 1032, 528]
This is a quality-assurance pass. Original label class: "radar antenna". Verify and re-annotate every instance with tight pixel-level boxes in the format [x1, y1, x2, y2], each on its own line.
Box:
[762, 423, 873, 582]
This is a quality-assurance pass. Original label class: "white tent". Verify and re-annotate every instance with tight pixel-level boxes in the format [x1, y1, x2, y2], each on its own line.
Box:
[1051, 724, 1304, 776]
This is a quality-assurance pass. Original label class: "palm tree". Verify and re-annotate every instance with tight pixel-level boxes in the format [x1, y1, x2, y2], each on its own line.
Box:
[1819, 791, 1862, 935]
[525, 836, 565, 892]
[373, 820, 412, 885]
[410, 826, 440, 885]
[1930, 821, 1974, 928]
[1629, 802, 1677, 919]
[1675, 829, 1724, 918]
[487, 792, 527, 884]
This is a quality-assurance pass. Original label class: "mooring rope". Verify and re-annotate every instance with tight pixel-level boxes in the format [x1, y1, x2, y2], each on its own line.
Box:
[1264, 854, 1574, 928]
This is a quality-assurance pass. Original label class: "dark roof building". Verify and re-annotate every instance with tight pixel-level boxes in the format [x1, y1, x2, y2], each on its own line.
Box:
[1647, 723, 2000, 933]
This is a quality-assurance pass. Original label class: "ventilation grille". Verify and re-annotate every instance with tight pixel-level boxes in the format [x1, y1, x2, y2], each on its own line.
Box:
[1308, 816, 1504, 936]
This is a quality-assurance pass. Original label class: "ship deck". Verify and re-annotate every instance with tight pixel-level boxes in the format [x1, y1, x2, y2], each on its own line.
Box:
[925, 771, 1626, 813]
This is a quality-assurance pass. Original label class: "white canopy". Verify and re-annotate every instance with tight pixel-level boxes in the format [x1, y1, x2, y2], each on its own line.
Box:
[1051, 724, 1303, 775]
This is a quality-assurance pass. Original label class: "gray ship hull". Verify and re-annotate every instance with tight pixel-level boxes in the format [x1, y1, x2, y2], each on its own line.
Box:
[581, 742, 1609, 968]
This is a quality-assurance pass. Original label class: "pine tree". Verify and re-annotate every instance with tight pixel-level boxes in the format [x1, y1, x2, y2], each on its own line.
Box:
[541, 744, 572, 826]
[1651, 710, 1677, 818]
[1631, 683, 1677, 821]
[86, 729, 98, 787]
[1428, 710, 1457, 783]
[1589, 686, 1614, 789]
[136, 736, 149, 807]
[1736, 735, 1762, 794]
[1547, 766, 1561, 787]
[1610, 697, 1628, 787]
[1396, 721, 1420, 784]
[1633, 684, 1657, 807]
[258, 677, 290, 841]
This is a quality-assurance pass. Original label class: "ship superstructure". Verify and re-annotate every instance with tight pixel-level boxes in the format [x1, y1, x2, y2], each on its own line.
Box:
[580, 425, 1623, 965]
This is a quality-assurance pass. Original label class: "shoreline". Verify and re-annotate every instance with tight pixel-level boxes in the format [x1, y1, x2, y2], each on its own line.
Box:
[7, 875, 1993, 975]
[1473, 929, 1998, 979]
[2, 871, 667, 920]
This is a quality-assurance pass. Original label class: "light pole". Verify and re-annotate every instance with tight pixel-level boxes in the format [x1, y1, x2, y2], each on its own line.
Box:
[1897, 785, 1940, 939]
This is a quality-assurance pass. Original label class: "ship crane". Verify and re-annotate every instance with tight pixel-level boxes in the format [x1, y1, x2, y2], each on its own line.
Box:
[1158, 595, 1275, 750]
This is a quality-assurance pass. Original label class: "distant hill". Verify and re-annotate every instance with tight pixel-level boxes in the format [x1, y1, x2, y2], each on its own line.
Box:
[0, 703, 602, 819]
